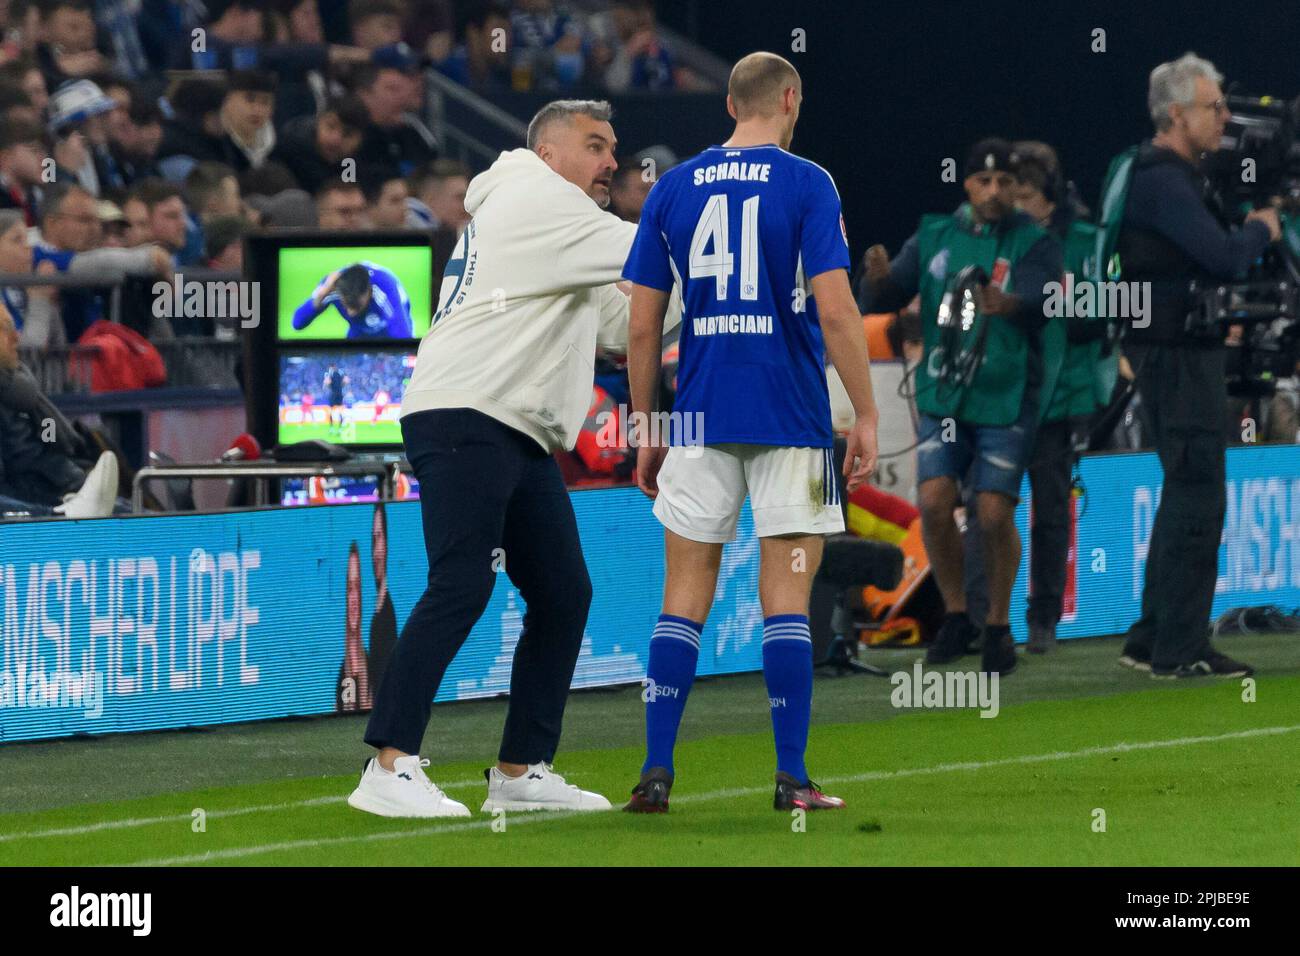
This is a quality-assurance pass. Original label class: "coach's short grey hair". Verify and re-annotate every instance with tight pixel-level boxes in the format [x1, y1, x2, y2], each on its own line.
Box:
[1148, 52, 1223, 131]
[526, 99, 613, 151]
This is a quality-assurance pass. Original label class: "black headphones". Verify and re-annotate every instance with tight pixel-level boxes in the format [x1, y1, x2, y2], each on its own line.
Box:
[1012, 151, 1064, 204]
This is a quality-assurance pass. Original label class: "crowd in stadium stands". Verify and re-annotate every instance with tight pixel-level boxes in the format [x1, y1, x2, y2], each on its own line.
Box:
[0, 0, 694, 354]
[0, 0, 702, 513]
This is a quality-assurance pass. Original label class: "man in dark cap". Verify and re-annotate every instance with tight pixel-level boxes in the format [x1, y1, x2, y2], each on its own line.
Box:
[859, 137, 1063, 674]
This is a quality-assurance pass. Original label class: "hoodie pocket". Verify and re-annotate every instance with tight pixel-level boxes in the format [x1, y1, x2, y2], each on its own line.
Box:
[517, 343, 593, 439]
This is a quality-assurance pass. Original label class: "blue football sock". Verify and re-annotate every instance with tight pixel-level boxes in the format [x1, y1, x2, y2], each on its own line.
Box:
[762, 614, 813, 782]
[641, 614, 702, 776]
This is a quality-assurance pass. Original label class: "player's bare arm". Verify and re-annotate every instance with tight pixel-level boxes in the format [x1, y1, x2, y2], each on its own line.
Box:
[809, 267, 878, 491]
[627, 282, 670, 497]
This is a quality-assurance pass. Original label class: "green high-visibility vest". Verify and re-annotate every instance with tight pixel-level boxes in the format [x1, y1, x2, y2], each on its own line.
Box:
[915, 205, 1049, 426]
[1042, 220, 1119, 421]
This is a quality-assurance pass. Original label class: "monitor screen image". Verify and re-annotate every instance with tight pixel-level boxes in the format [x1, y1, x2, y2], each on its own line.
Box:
[276, 244, 433, 341]
[278, 349, 417, 447]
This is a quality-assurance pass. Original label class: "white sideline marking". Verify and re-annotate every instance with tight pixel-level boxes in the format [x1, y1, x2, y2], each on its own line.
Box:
[121, 724, 1300, 867]
[0, 778, 485, 844]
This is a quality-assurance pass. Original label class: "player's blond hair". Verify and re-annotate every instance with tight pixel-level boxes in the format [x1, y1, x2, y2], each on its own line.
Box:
[728, 52, 801, 121]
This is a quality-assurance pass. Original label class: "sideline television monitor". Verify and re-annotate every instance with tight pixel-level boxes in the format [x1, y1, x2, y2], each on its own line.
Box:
[244, 230, 445, 453]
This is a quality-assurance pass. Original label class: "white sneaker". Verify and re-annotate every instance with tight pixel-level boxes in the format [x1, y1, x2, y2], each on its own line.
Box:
[53, 452, 118, 518]
[481, 763, 612, 813]
[347, 755, 471, 818]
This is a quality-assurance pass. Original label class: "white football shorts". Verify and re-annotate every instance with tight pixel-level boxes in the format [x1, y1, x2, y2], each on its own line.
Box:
[652, 444, 846, 543]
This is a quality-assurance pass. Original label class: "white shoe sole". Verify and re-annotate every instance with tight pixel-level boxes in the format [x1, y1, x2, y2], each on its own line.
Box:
[347, 788, 471, 819]
[480, 798, 611, 813]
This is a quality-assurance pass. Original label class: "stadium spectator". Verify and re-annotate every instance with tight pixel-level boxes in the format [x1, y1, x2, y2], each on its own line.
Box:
[274, 0, 328, 47]
[0, 1, 43, 58]
[364, 172, 410, 229]
[48, 78, 119, 197]
[136, 0, 204, 73]
[100, 75, 133, 141]
[0, 114, 48, 226]
[243, 188, 317, 228]
[609, 147, 674, 223]
[34, 0, 108, 91]
[0, 299, 121, 518]
[204, 214, 250, 270]
[0, 57, 50, 120]
[181, 160, 243, 261]
[434, 0, 512, 94]
[37, 182, 173, 341]
[0, 88, 38, 128]
[267, 0, 373, 121]
[592, 0, 681, 92]
[97, 197, 131, 246]
[406, 157, 470, 231]
[128, 177, 189, 260]
[609, 164, 645, 223]
[34, 184, 103, 341]
[219, 70, 279, 172]
[185, 161, 242, 223]
[0, 208, 62, 348]
[120, 192, 149, 245]
[509, 0, 586, 90]
[94, 0, 151, 80]
[348, 0, 403, 50]
[351, 62, 438, 177]
[177, 0, 370, 121]
[155, 71, 278, 179]
[156, 76, 227, 182]
[316, 180, 369, 229]
[401, 0, 454, 65]
[37, 181, 100, 251]
[270, 95, 369, 195]
[101, 99, 164, 189]
[179, 0, 263, 70]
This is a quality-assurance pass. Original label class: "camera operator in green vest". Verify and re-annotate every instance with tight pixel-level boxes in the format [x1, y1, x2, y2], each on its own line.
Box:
[861, 138, 1063, 675]
[1006, 141, 1117, 653]
[1109, 54, 1279, 679]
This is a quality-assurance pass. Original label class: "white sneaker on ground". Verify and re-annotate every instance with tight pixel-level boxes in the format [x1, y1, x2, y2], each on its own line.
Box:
[53, 452, 118, 518]
[481, 763, 612, 813]
[347, 755, 471, 818]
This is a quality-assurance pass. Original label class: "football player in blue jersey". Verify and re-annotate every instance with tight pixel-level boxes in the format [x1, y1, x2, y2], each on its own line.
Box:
[292, 262, 414, 339]
[621, 52, 879, 813]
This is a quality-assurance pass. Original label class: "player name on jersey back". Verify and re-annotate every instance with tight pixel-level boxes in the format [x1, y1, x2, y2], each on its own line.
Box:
[692, 312, 773, 336]
[692, 161, 773, 186]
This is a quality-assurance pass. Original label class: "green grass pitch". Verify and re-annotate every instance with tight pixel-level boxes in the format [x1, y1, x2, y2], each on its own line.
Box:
[1, 634, 1297, 866]
[278, 418, 402, 446]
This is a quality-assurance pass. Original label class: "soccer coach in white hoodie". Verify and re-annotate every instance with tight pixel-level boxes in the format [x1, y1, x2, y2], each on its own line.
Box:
[349, 100, 658, 818]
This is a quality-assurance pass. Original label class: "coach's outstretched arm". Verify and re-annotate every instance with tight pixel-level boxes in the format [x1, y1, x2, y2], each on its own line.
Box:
[811, 268, 879, 492]
[626, 282, 670, 497]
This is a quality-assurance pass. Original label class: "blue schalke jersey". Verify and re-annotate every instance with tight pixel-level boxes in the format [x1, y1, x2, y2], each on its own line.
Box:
[623, 144, 850, 447]
[292, 262, 414, 339]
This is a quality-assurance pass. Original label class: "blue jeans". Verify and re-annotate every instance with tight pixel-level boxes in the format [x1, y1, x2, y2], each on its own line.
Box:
[916, 400, 1038, 501]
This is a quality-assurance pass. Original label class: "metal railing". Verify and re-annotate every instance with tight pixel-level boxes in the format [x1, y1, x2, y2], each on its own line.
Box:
[5, 268, 245, 393]
[2, 268, 241, 328]
[16, 337, 241, 394]
[423, 68, 528, 167]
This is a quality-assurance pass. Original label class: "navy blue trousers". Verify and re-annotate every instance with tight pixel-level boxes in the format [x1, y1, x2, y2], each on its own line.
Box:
[364, 408, 593, 763]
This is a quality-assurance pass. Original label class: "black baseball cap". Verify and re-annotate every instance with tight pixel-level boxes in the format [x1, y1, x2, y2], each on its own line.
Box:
[964, 138, 1014, 178]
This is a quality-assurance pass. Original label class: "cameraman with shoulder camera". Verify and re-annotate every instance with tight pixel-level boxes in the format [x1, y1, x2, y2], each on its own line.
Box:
[1114, 53, 1280, 679]
[861, 138, 1062, 675]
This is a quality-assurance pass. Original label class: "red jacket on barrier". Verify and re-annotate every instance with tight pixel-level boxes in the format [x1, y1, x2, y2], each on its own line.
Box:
[76, 320, 167, 393]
